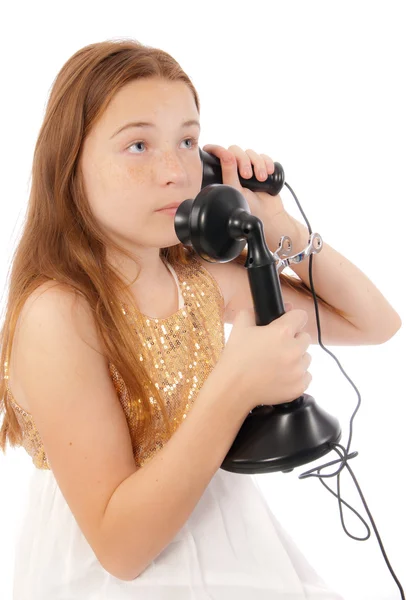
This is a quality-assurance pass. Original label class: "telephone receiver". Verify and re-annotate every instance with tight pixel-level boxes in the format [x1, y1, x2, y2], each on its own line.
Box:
[199, 147, 285, 196]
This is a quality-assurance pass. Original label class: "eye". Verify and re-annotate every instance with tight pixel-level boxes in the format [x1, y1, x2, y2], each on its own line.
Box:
[128, 141, 146, 154]
[181, 137, 198, 149]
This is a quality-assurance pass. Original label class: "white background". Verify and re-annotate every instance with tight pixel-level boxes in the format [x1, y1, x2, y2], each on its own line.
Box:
[0, 1, 405, 599]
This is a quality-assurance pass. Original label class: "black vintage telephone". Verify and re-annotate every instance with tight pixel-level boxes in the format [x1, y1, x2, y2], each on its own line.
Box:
[176, 148, 341, 475]
[173, 147, 405, 599]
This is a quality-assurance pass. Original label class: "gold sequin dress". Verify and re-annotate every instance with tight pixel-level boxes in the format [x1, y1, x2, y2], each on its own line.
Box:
[7, 252, 344, 600]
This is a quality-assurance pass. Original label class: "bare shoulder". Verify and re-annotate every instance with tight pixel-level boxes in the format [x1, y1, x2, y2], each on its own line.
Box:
[9, 281, 102, 412]
[18, 280, 85, 326]
[16, 280, 102, 354]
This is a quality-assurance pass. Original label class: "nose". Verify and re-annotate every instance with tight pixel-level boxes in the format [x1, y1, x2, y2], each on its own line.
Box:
[154, 149, 188, 186]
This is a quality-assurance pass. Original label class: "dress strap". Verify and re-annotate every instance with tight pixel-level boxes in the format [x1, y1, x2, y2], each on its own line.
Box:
[162, 259, 185, 310]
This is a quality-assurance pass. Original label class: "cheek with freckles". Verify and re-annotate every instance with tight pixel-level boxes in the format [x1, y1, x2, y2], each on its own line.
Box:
[102, 159, 151, 204]
[125, 160, 152, 187]
[84, 159, 151, 231]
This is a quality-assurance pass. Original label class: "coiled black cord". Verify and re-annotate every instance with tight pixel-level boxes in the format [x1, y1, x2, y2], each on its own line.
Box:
[283, 180, 404, 600]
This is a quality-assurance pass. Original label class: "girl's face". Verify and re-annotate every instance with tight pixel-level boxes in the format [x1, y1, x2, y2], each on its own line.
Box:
[80, 77, 202, 251]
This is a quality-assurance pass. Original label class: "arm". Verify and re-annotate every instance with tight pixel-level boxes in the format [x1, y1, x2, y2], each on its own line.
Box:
[13, 283, 246, 582]
[102, 367, 246, 580]
[261, 208, 402, 343]
[196, 211, 401, 345]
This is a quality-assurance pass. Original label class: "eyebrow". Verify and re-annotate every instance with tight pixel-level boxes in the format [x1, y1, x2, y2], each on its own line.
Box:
[110, 119, 201, 139]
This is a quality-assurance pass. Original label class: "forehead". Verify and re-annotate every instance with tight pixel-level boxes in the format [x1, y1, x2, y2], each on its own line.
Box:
[100, 77, 198, 129]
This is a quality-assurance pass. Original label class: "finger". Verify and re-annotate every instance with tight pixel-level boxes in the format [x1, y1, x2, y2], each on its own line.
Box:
[227, 145, 253, 180]
[202, 144, 240, 188]
[295, 331, 312, 351]
[260, 153, 275, 175]
[302, 352, 312, 369]
[244, 149, 269, 181]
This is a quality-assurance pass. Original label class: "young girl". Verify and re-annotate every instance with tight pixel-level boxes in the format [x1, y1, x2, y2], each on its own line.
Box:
[0, 39, 401, 599]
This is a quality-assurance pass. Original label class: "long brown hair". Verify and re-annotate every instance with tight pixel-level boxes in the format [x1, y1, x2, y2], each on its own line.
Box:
[0, 39, 346, 455]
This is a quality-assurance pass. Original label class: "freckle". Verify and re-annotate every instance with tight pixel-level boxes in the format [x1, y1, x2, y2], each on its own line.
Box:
[128, 164, 150, 185]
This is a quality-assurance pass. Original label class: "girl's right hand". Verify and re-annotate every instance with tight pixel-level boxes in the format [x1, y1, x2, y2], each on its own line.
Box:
[215, 305, 313, 414]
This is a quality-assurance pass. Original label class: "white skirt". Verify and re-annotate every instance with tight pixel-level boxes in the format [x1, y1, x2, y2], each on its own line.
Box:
[13, 466, 345, 599]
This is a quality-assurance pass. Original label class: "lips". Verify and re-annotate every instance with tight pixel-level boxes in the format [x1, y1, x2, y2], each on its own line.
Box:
[157, 203, 182, 211]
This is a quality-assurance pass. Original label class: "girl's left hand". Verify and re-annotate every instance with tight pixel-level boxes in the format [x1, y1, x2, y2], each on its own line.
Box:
[202, 144, 287, 222]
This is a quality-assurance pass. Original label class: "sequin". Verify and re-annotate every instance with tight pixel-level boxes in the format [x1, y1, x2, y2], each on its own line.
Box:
[4, 253, 226, 470]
